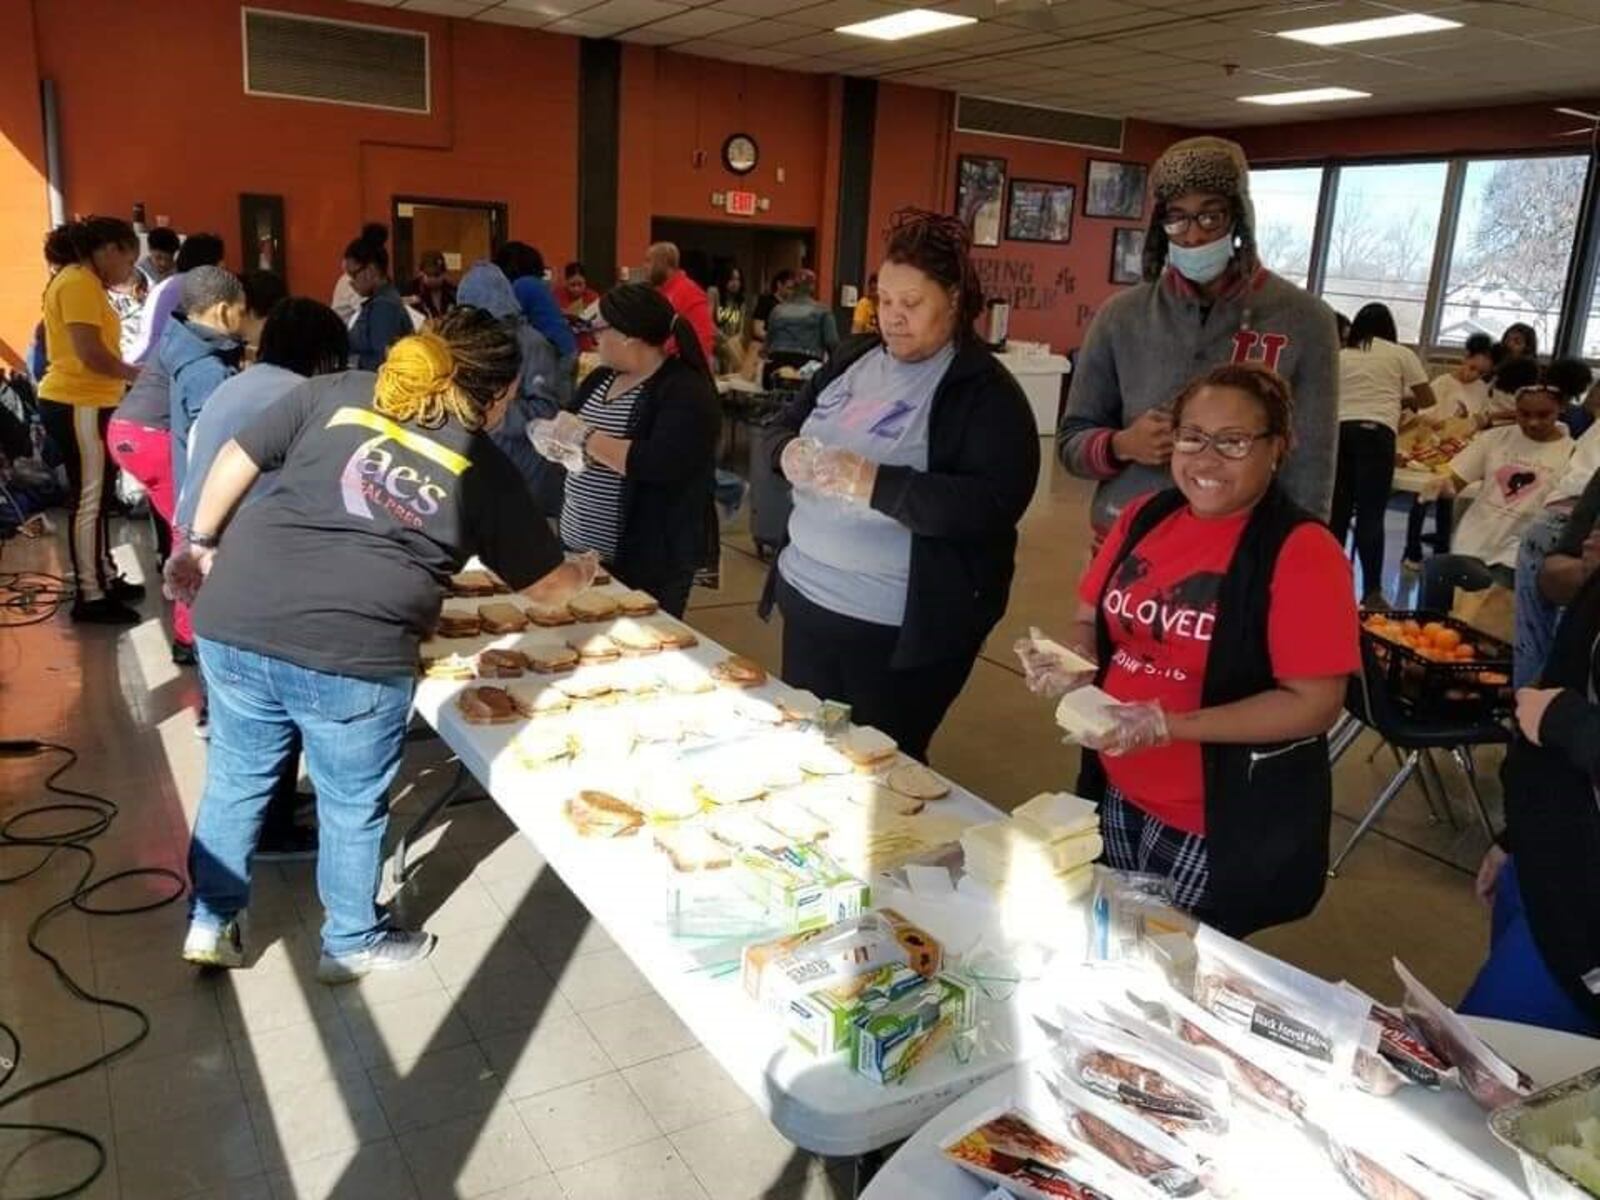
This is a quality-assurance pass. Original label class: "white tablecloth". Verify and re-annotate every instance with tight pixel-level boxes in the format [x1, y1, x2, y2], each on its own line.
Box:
[860, 1014, 1600, 1197]
[413, 591, 1062, 1157]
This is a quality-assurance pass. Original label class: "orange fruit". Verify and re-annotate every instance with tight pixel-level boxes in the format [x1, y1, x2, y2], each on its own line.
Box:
[1402, 620, 1421, 635]
[1434, 628, 1462, 651]
[1423, 622, 1447, 641]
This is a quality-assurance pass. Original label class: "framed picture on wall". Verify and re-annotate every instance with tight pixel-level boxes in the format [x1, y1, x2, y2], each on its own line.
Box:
[955, 154, 1007, 248]
[1005, 180, 1075, 244]
[1085, 159, 1148, 219]
[1110, 228, 1147, 284]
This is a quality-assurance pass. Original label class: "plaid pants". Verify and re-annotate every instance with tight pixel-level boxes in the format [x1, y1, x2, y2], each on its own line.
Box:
[1100, 786, 1211, 913]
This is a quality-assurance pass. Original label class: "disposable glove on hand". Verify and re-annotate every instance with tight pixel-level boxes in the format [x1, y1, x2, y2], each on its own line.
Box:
[780, 436, 822, 489]
[1013, 626, 1095, 698]
[811, 446, 877, 505]
[1080, 700, 1170, 758]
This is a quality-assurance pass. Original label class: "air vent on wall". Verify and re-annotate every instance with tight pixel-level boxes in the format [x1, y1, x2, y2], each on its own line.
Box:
[242, 8, 429, 114]
[955, 94, 1122, 152]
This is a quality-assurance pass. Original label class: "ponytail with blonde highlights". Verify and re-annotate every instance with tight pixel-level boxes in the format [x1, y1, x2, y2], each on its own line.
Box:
[373, 307, 522, 431]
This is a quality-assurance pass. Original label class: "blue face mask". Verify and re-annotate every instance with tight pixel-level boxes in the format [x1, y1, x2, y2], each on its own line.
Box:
[1167, 234, 1235, 285]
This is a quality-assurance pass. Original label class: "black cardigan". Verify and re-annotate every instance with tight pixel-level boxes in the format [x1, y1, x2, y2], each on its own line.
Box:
[1502, 571, 1600, 1024]
[577, 358, 721, 598]
[758, 335, 1041, 670]
[1078, 486, 1335, 936]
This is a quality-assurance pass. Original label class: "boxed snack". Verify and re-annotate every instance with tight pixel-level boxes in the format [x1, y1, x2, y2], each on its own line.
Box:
[852, 971, 974, 1085]
[785, 962, 930, 1057]
[1193, 926, 1369, 1082]
[740, 909, 934, 1005]
[733, 843, 868, 934]
[1395, 958, 1532, 1111]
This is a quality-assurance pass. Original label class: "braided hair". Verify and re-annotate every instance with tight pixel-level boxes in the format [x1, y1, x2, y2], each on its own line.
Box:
[373, 306, 521, 432]
[883, 208, 985, 339]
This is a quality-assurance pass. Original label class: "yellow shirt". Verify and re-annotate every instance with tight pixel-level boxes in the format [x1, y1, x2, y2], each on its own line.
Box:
[39, 265, 124, 407]
[851, 297, 878, 334]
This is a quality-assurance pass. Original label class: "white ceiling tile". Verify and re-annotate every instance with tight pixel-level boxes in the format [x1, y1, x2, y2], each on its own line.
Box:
[493, 0, 605, 12]
[476, 7, 554, 23]
[576, 0, 687, 25]
[784, 0, 900, 28]
[708, 17, 815, 44]
[781, 29, 865, 54]
[402, 0, 492, 13]
[544, 15, 627, 34]
[711, 0, 819, 15]
[620, 25, 690, 41]
[642, 6, 753, 34]
[692, 39, 806, 62]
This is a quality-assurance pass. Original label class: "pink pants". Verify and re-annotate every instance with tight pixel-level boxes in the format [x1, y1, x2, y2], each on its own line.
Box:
[107, 416, 191, 644]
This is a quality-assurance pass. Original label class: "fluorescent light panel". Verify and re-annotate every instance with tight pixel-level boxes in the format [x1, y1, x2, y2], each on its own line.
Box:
[1278, 13, 1461, 46]
[1239, 86, 1371, 106]
[836, 9, 976, 40]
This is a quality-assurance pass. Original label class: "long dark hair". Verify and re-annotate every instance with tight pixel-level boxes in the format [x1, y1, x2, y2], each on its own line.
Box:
[1347, 302, 1397, 350]
[599, 282, 712, 378]
[494, 241, 545, 283]
[69, 216, 139, 260]
[1503, 322, 1539, 358]
[883, 208, 984, 340]
[344, 223, 390, 275]
[258, 298, 350, 377]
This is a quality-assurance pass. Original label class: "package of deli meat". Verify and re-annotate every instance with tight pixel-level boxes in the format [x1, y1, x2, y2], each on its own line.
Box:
[1394, 959, 1531, 1111]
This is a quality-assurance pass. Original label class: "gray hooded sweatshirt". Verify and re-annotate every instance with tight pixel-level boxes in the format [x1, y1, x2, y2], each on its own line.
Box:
[1058, 266, 1340, 534]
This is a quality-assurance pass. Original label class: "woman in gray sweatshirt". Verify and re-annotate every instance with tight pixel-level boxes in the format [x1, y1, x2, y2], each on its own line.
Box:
[1059, 136, 1340, 536]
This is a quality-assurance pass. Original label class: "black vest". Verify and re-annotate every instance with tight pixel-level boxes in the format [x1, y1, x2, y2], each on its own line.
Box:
[1078, 485, 1333, 936]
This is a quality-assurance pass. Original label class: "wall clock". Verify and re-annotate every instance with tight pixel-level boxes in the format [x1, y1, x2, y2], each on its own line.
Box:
[723, 133, 759, 176]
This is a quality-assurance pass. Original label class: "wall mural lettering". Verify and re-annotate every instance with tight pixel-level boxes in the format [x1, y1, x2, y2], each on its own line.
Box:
[974, 257, 1078, 312]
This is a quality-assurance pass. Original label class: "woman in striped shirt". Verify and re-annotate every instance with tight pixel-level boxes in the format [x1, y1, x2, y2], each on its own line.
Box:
[536, 284, 720, 616]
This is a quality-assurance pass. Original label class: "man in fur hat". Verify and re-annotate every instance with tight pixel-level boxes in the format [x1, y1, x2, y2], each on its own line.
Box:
[1059, 136, 1339, 534]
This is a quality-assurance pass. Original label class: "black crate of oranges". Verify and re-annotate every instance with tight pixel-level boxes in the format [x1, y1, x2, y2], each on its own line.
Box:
[1360, 610, 1513, 722]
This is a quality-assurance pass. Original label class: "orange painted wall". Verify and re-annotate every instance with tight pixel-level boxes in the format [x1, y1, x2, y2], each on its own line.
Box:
[21, 0, 576, 325]
[1226, 97, 1600, 163]
[0, 0, 50, 368]
[617, 45, 836, 286]
[866, 83, 1184, 353]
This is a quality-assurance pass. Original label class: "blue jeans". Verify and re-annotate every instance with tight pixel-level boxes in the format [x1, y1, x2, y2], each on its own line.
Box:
[189, 638, 416, 957]
[1460, 858, 1600, 1037]
[1514, 510, 1569, 688]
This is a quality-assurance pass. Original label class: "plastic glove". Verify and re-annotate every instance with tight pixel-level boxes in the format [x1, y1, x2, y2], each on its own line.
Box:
[780, 436, 822, 489]
[566, 548, 601, 592]
[530, 413, 589, 472]
[1081, 700, 1170, 758]
[811, 446, 877, 505]
[1013, 626, 1095, 698]
[163, 545, 214, 606]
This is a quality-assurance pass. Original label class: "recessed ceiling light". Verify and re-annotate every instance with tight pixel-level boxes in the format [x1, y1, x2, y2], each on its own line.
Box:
[1278, 13, 1461, 46]
[1239, 86, 1371, 106]
[836, 9, 976, 40]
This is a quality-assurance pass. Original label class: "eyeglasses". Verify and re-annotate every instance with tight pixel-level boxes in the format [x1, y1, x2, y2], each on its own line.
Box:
[1161, 208, 1232, 237]
[1173, 427, 1273, 460]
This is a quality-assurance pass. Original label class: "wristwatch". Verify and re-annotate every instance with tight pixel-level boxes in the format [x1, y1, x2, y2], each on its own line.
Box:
[189, 531, 220, 549]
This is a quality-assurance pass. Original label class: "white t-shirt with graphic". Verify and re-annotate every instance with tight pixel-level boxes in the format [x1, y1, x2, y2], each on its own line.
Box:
[1338, 338, 1428, 431]
[1427, 372, 1490, 423]
[1449, 426, 1575, 567]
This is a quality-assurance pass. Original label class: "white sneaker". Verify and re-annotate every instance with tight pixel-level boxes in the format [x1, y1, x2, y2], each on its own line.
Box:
[317, 930, 436, 984]
[182, 919, 245, 969]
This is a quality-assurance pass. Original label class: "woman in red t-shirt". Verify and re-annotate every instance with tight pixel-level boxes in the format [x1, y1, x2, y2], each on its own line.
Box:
[1020, 363, 1359, 928]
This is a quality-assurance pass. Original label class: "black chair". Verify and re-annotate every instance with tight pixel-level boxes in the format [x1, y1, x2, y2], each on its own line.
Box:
[1328, 636, 1511, 876]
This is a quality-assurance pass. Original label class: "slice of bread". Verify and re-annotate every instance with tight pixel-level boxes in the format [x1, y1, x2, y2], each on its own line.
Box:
[508, 683, 570, 718]
[617, 589, 659, 616]
[448, 569, 502, 596]
[565, 789, 644, 838]
[571, 633, 621, 663]
[475, 648, 529, 678]
[524, 641, 579, 673]
[478, 601, 529, 634]
[711, 655, 767, 688]
[841, 725, 897, 771]
[512, 725, 573, 769]
[646, 620, 699, 650]
[456, 685, 521, 724]
[527, 603, 575, 627]
[884, 759, 949, 802]
[435, 611, 482, 638]
[609, 618, 664, 655]
[775, 689, 822, 723]
[421, 653, 476, 680]
[654, 824, 732, 871]
[568, 591, 620, 623]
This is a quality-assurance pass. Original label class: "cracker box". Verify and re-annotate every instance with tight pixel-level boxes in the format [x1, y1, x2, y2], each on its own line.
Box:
[786, 962, 929, 1058]
[734, 844, 868, 933]
[852, 973, 975, 1086]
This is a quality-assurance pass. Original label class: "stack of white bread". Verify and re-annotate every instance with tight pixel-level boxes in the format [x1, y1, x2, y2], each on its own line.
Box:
[959, 792, 1102, 935]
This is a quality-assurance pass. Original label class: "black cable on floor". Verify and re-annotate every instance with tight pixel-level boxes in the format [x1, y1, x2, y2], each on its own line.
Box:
[0, 740, 187, 1199]
[0, 571, 69, 629]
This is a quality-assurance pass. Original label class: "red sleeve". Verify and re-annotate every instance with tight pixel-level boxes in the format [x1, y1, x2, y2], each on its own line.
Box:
[1077, 497, 1146, 607]
[1267, 523, 1361, 680]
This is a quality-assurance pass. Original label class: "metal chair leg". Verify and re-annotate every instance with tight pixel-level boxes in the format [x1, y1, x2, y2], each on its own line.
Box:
[1328, 715, 1363, 766]
[1391, 743, 1445, 825]
[1452, 746, 1499, 846]
[1331, 750, 1420, 876]
[1420, 749, 1460, 831]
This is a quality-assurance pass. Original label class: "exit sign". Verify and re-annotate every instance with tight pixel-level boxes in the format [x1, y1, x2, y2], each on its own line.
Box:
[725, 190, 758, 217]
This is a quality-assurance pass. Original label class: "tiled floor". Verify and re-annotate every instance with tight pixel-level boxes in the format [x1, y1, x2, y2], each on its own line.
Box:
[0, 459, 1496, 1199]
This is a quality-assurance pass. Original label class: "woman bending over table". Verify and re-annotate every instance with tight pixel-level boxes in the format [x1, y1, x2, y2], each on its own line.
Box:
[172, 309, 593, 982]
[1019, 363, 1359, 935]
